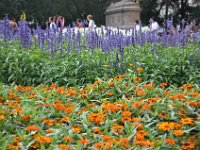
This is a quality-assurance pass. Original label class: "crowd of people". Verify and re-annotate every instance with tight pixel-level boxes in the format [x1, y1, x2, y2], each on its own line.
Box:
[1, 14, 200, 36]
[44, 14, 96, 31]
[134, 17, 200, 35]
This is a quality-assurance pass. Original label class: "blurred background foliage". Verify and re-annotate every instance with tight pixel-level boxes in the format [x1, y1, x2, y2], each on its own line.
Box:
[0, 0, 200, 26]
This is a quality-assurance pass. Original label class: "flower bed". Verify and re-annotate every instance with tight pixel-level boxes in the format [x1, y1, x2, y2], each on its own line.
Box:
[0, 73, 199, 149]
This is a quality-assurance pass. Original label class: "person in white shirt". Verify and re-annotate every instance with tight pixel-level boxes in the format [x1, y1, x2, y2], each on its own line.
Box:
[49, 17, 57, 30]
[87, 14, 96, 30]
[151, 17, 159, 32]
[135, 20, 140, 32]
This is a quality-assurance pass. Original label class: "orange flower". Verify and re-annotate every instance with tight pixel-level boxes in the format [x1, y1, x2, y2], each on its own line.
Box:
[132, 117, 141, 123]
[88, 113, 105, 125]
[137, 130, 148, 136]
[122, 111, 132, 117]
[67, 88, 76, 96]
[163, 90, 170, 95]
[112, 124, 124, 134]
[107, 92, 113, 96]
[134, 88, 146, 96]
[180, 118, 194, 125]
[173, 130, 184, 136]
[45, 129, 53, 134]
[72, 125, 81, 133]
[136, 68, 143, 72]
[135, 140, 154, 147]
[26, 125, 39, 131]
[64, 136, 74, 142]
[35, 136, 52, 144]
[182, 84, 192, 90]
[79, 139, 89, 145]
[53, 104, 66, 111]
[94, 142, 102, 149]
[157, 122, 174, 131]
[57, 117, 70, 124]
[129, 64, 134, 67]
[94, 81, 101, 85]
[165, 138, 175, 145]
[50, 84, 57, 89]
[59, 144, 71, 150]
[181, 142, 196, 150]
[142, 104, 151, 110]
[121, 117, 132, 123]
[102, 136, 112, 141]
[160, 83, 168, 88]
[108, 82, 115, 87]
[41, 119, 55, 127]
[93, 128, 102, 134]
[134, 77, 142, 82]
[0, 115, 5, 121]
[133, 102, 141, 109]
[56, 87, 65, 94]
[144, 82, 154, 90]
[119, 138, 130, 148]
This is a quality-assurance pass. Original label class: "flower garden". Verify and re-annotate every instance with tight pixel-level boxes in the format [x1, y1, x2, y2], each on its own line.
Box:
[0, 17, 200, 149]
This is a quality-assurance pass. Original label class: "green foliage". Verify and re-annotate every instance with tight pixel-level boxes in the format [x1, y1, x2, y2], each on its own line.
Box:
[0, 44, 199, 86]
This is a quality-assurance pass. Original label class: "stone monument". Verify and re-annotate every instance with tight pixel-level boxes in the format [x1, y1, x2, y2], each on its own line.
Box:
[105, 0, 141, 29]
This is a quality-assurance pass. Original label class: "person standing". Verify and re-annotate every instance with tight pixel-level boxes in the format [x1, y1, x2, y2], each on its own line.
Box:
[76, 19, 84, 28]
[49, 17, 57, 30]
[151, 17, 159, 32]
[87, 14, 96, 30]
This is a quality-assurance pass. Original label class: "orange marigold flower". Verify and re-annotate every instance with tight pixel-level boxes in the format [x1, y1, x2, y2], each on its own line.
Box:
[135, 140, 154, 147]
[181, 142, 196, 150]
[50, 84, 57, 89]
[59, 144, 71, 150]
[26, 125, 39, 131]
[0, 115, 5, 121]
[136, 68, 143, 72]
[129, 64, 134, 67]
[134, 77, 142, 82]
[35, 136, 52, 144]
[64, 136, 74, 142]
[132, 117, 141, 123]
[45, 129, 53, 134]
[93, 128, 102, 134]
[57, 117, 70, 124]
[67, 88, 76, 96]
[173, 130, 184, 136]
[137, 130, 148, 136]
[72, 125, 81, 133]
[180, 118, 194, 125]
[112, 124, 124, 134]
[108, 82, 115, 86]
[53, 104, 66, 111]
[94, 142, 102, 149]
[157, 122, 174, 131]
[102, 136, 112, 141]
[165, 138, 175, 145]
[79, 139, 89, 145]
[182, 84, 193, 90]
[119, 138, 130, 148]
[88, 113, 105, 125]
[107, 92, 113, 96]
[94, 81, 101, 85]
[121, 117, 132, 123]
[160, 83, 168, 88]
[21, 115, 29, 121]
[42, 97, 47, 101]
[122, 111, 132, 117]
[134, 88, 146, 96]
[163, 90, 170, 95]
[41, 119, 55, 127]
